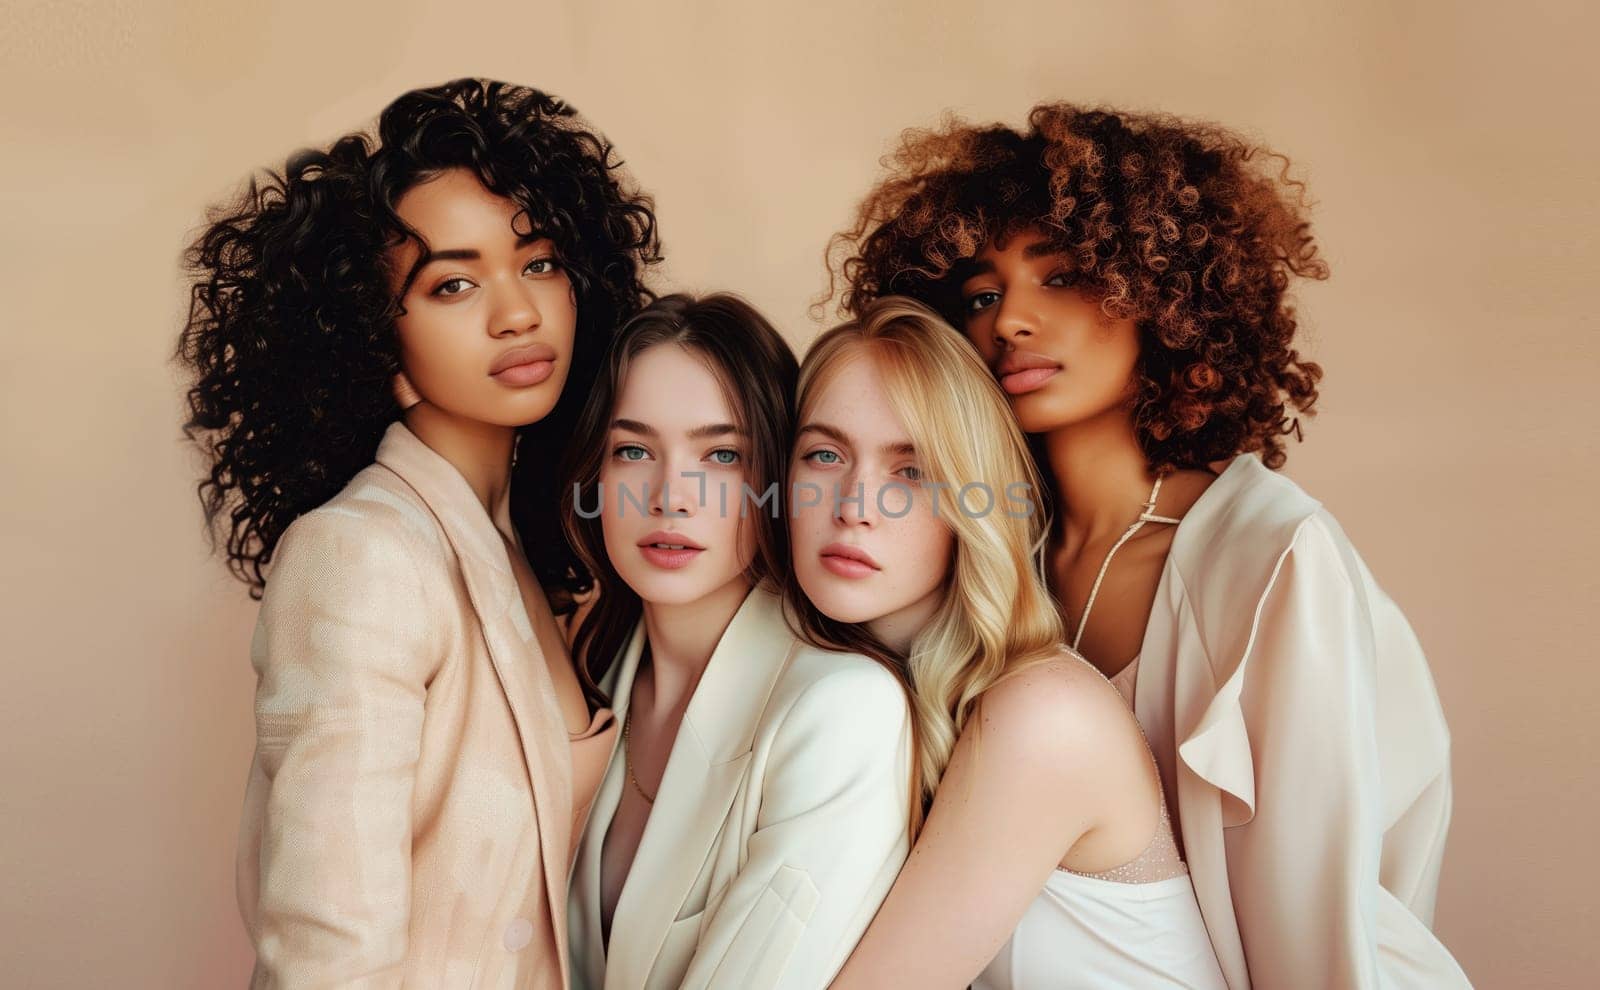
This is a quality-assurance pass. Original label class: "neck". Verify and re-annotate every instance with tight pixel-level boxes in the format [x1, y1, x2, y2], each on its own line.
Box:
[868, 588, 942, 657]
[1043, 406, 1156, 542]
[640, 576, 754, 711]
[403, 403, 517, 527]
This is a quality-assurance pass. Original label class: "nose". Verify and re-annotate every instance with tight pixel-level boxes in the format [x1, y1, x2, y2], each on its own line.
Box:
[832, 469, 878, 529]
[991, 291, 1035, 350]
[648, 459, 698, 519]
[489, 277, 542, 338]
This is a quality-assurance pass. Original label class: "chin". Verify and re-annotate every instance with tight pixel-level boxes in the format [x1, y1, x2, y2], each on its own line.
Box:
[505, 391, 567, 428]
[617, 567, 728, 608]
[1012, 393, 1109, 434]
[1006, 390, 1063, 433]
[799, 576, 884, 625]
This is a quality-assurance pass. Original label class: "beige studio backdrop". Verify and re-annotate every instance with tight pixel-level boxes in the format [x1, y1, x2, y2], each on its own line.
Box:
[2, 1, 1595, 986]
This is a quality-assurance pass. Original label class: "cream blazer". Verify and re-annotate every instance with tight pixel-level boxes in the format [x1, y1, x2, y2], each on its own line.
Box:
[1136, 454, 1470, 988]
[568, 585, 914, 990]
[237, 421, 578, 989]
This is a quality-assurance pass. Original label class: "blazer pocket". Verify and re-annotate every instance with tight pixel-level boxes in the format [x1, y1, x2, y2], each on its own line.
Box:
[711, 866, 819, 986]
[651, 907, 707, 989]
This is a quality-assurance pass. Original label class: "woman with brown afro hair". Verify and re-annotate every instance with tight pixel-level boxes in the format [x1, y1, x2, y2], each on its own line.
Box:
[826, 105, 1468, 988]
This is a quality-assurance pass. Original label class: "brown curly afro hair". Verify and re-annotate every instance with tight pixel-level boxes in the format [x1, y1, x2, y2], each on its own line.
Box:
[829, 103, 1327, 476]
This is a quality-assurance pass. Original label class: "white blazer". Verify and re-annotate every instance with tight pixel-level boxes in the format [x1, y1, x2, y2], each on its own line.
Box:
[568, 585, 914, 990]
[1136, 454, 1469, 988]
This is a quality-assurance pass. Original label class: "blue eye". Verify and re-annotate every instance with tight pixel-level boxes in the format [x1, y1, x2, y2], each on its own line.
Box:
[614, 444, 649, 462]
[804, 450, 842, 466]
[710, 449, 741, 466]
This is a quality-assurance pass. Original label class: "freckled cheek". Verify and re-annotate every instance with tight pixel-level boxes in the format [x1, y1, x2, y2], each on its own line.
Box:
[876, 503, 935, 574]
[787, 508, 826, 562]
[919, 526, 954, 574]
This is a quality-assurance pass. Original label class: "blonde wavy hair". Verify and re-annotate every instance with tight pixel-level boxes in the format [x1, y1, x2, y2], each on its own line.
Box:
[785, 296, 1067, 819]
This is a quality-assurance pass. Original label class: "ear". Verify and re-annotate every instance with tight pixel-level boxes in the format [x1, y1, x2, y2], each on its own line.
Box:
[392, 371, 423, 410]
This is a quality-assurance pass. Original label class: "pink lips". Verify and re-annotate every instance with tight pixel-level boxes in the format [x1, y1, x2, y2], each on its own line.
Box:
[490, 342, 558, 387]
[995, 350, 1062, 396]
[820, 542, 880, 579]
[637, 530, 705, 570]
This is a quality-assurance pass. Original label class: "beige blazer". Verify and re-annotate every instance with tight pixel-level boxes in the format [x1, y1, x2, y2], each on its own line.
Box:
[237, 421, 577, 989]
[568, 585, 913, 990]
[1136, 454, 1470, 988]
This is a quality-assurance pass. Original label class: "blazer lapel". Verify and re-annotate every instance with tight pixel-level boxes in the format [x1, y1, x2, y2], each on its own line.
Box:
[606, 585, 796, 990]
[372, 422, 576, 977]
[570, 619, 647, 986]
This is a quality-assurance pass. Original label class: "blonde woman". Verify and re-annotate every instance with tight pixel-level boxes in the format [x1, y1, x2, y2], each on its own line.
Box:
[784, 297, 1225, 988]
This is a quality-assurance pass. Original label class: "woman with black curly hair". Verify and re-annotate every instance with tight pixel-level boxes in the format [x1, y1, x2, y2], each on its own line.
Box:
[177, 78, 660, 987]
[827, 106, 1468, 987]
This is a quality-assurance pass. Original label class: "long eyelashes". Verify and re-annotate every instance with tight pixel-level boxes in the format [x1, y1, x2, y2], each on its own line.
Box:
[610, 443, 742, 465]
[963, 269, 1080, 313]
[800, 449, 921, 483]
[429, 256, 563, 297]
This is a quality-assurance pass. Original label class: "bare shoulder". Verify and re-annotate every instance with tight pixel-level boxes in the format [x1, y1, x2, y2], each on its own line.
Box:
[979, 652, 1133, 736]
[966, 651, 1147, 779]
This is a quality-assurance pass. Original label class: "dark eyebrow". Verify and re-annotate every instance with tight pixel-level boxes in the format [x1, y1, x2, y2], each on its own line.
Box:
[687, 423, 744, 441]
[612, 418, 745, 441]
[953, 241, 1068, 283]
[953, 258, 994, 282]
[398, 232, 552, 294]
[417, 232, 549, 267]
[796, 421, 914, 457]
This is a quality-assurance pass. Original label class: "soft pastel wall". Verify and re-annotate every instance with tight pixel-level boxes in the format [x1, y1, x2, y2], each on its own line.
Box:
[2, 1, 1593, 986]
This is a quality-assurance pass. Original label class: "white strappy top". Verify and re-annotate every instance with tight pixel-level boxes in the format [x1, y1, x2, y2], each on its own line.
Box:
[1108, 655, 1140, 706]
[974, 479, 1226, 989]
[973, 652, 1225, 989]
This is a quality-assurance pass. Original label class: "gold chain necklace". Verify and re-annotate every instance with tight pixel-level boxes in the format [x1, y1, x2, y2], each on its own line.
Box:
[622, 707, 656, 804]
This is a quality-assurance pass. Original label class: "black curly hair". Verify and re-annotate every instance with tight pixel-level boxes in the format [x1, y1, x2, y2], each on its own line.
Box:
[177, 78, 662, 602]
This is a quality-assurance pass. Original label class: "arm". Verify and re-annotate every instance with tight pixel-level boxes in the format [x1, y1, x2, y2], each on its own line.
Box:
[1218, 518, 1463, 988]
[830, 658, 1146, 990]
[239, 511, 441, 989]
[678, 662, 914, 990]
